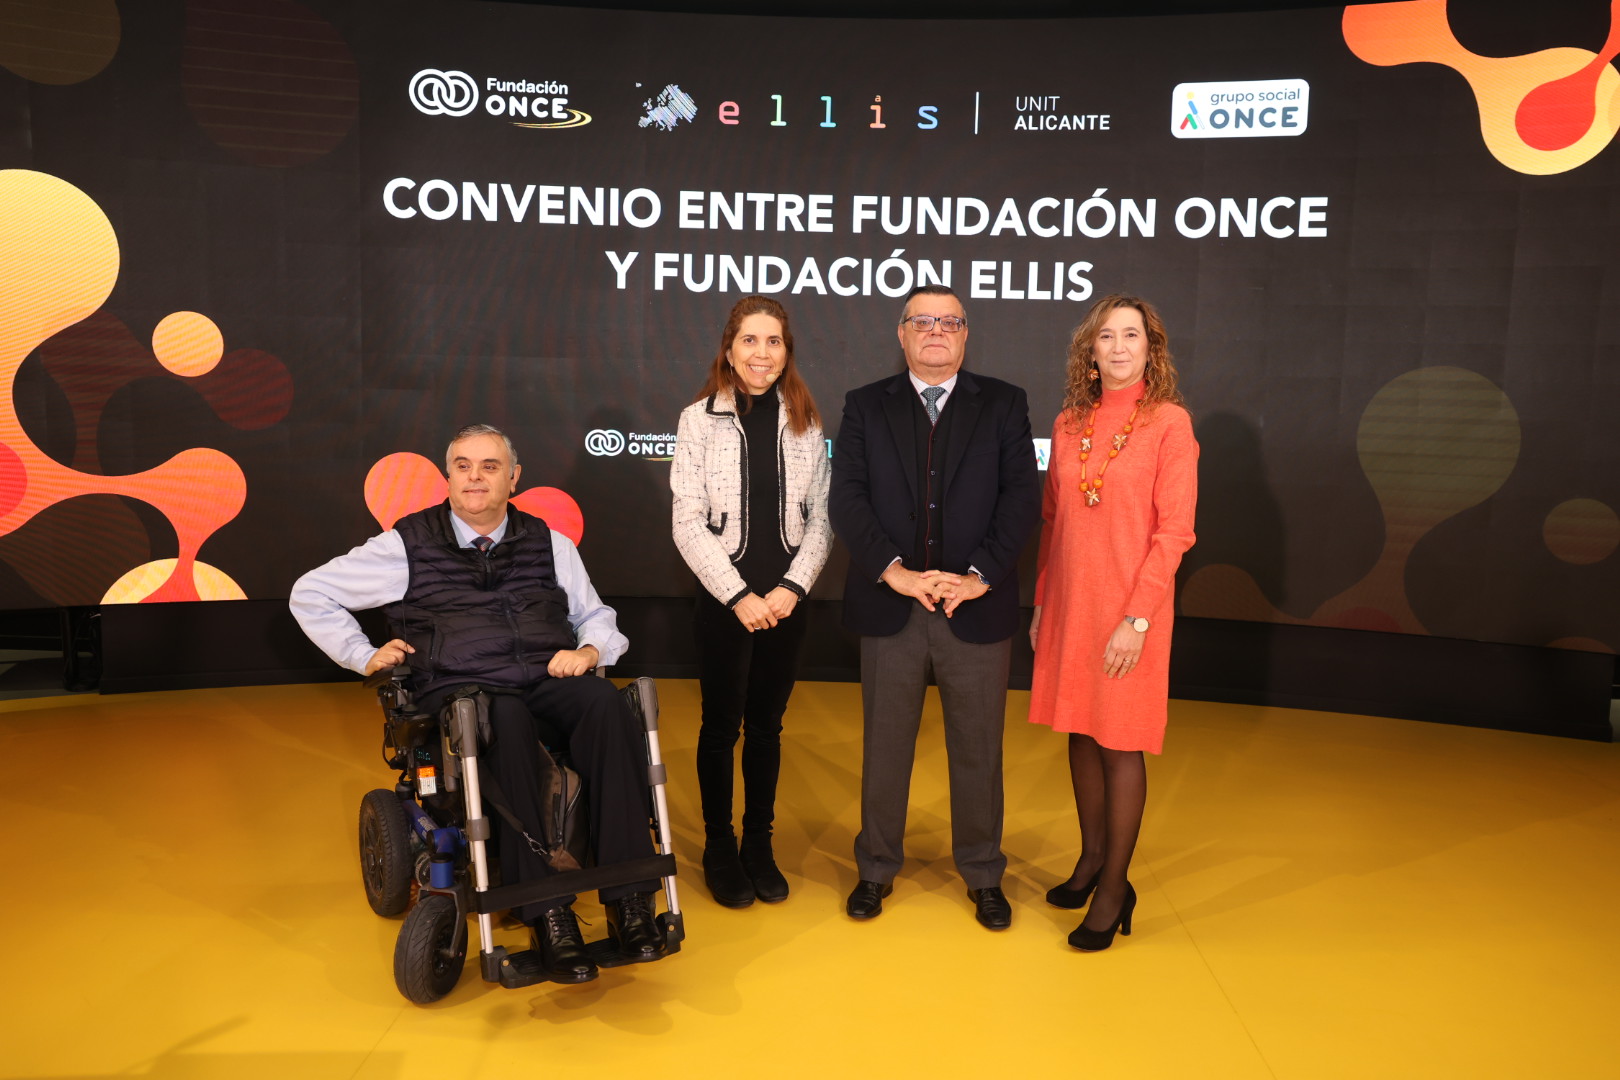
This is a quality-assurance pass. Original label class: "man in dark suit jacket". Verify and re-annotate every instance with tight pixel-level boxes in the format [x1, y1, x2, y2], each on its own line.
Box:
[829, 284, 1040, 929]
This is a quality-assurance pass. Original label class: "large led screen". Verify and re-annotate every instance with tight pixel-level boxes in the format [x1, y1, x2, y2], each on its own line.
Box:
[0, 0, 1616, 655]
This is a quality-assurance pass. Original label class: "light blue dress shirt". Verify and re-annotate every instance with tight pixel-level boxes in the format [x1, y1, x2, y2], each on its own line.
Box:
[289, 510, 629, 674]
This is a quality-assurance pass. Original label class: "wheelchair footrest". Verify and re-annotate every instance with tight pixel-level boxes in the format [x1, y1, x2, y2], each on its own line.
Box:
[490, 936, 676, 989]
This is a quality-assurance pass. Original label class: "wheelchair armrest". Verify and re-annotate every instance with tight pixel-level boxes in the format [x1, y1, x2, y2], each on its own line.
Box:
[363, 663, 411, 691]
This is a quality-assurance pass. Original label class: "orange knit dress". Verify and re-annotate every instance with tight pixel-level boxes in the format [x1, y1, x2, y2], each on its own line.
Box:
[1028, 384, 1198, 753]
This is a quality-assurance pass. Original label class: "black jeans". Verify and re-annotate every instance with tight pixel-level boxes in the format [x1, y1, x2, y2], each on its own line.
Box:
[694, 589, 810, 843]
[421, 674, 656, 922]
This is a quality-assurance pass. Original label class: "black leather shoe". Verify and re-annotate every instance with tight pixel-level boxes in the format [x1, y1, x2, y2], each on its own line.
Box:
[606, 892, 668, 963]
[968, 886, 1012, 930]
[846, 879, 893, 920]
[532, 904, 598, 983]
[739, 835, 789, 903]
[703, 840, 756, 908]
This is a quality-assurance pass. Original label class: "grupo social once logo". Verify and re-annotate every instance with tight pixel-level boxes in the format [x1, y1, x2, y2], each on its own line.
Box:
[1172, 79, 1309, 139]
[584, 429, 626, 456]
[409, 69, 479, 116]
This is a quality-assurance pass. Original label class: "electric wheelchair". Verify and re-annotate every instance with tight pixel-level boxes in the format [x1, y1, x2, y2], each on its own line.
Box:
[356, 666, 684, 1004]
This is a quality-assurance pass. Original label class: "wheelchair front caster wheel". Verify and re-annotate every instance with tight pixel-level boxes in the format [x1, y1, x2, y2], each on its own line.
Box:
[394, 894, 466, 1003]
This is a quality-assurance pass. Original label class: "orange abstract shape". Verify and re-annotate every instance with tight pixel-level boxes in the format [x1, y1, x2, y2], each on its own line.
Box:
[182, 0, 361, 168]
[1344, 0, 1620, 174]
[0, 170, 254, 604]
[1546, 637, 1614, 653]
[103, 559, 247, 604]
[1543, 498, 1620, 565]
[364, 453, 447, 531]
[0, 0, 120, 85]
[513, 488, 584, 546]
[0, 440, 24, 518]
[363, 453, 585, 545]
[1180, 562, 1293, 623]
[152, 311, 224, 377]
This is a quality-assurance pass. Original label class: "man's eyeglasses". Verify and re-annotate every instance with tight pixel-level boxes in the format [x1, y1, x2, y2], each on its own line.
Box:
[900, 314, 967, 333]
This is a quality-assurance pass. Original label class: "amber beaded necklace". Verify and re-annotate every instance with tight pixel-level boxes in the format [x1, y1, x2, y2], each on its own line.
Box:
[1078, 400, 1141, 506]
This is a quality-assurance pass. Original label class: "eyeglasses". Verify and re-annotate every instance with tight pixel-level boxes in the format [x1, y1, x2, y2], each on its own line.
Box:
[900, 314, 967, 333]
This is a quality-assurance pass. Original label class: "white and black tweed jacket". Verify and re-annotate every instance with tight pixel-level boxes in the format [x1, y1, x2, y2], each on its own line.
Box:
[671, 388, 832, 607]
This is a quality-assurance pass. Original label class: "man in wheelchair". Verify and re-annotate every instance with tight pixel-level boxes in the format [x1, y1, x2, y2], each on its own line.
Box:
[290, 423, 666, 983]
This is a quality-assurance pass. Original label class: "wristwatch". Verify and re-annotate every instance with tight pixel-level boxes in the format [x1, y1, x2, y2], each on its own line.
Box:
[1124, 615, 1149, 633]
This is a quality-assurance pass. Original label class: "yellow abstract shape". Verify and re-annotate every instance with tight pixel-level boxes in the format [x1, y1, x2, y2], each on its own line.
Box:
[152, 311, 224, 377]
[1343, 0, 1620, 175]
[0, 170, 120, 374]
[1186, 369, 1522, 637]
[0, 0, 120, 84]
[1316, 367, 1520, 631]
[1543, 498, 1620, 564]
[102, 559, 247, 604]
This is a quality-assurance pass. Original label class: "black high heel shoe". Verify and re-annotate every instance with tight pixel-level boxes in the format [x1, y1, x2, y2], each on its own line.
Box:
[1045, 867, 1102, 910]
[1067, 882, 1136, 952]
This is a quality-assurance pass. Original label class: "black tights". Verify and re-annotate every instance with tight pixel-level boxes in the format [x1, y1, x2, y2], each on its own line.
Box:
[1061, 732, 1146, 930]
[693, 590, 809, 844]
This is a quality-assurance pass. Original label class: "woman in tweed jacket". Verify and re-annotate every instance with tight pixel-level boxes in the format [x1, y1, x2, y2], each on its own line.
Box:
[671, 296, 831, 908]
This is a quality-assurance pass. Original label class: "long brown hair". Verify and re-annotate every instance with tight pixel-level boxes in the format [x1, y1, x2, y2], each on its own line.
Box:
[693, 295, 822, 435]
[1060, 294, 1184, 428]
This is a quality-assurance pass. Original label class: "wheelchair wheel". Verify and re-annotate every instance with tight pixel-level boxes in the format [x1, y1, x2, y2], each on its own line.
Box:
[394, 893, 465, 1004]
[359, 789, 414, 916]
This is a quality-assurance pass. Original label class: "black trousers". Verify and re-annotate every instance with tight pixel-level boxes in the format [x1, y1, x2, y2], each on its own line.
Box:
[694, 589, 810, 842]
[421, 675, 656, 922]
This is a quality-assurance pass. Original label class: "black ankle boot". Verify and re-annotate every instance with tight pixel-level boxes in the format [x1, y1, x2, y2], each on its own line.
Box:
[702, 838, 755, 908]
[739, 834, 789, 903]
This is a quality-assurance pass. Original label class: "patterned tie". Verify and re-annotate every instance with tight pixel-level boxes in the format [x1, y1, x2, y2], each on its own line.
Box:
[471, 536, 493, 554]
[921, 385, 946, 426]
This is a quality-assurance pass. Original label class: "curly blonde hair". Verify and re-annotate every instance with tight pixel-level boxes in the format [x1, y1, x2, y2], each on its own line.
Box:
[1060, 294, 1184, 429]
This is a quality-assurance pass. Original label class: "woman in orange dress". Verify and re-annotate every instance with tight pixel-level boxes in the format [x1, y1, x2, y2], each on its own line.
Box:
[1028, 294, 1198, 951]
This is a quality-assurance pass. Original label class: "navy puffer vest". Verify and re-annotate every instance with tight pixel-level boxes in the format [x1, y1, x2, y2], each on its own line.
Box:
[386, 503, 575, 695]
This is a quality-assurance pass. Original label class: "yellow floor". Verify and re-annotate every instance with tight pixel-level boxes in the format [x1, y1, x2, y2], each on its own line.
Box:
[3, 679, 1618, 1079]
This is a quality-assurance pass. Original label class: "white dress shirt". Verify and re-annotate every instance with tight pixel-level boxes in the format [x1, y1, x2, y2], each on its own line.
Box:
[289, 510, 629, 675]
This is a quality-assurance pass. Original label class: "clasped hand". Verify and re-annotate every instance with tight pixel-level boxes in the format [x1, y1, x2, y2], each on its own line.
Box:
[881, 564, 987, 617]
[733, 586, 799, 632]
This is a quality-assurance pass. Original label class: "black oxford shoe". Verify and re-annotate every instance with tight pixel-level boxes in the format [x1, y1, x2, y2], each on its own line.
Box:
[846, 879, 893, 920]
[532, 904, 598, 983]
[606, 891, 668, 963]
[968, 886, 1012, 930]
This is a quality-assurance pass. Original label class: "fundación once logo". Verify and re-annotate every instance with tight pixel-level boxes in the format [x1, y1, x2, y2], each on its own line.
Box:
[409, 69, 479, 116]
[1172, 78, 1309, 139]
[584, 428, 627, 456]
[585, 428, 679, 460]
[408, 67, 591, 128]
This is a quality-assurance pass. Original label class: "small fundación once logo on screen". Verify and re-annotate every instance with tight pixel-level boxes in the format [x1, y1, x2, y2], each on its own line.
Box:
[585, 429, 678, 460]
[409, 68, 591, 128]
[1172, 78, 1309, 139]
